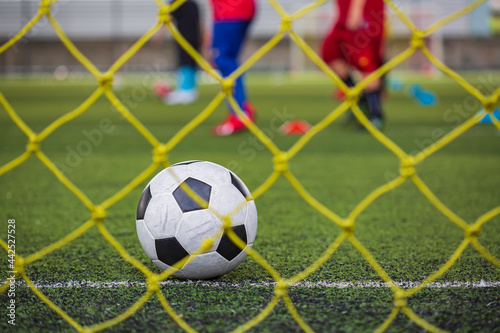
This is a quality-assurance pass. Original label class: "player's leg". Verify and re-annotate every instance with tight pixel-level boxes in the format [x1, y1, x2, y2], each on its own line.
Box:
[211, 20, 255, 136]
[359, 1, 386, 129]
[361, 75, 384, 129]
[168, 0, 200, 105]
[331, 58, 357, 88]
[330, 58, 368, 126]
[212, 21, 252, 112]
[356, 37, 385, 130]
[322, 30, 367, 126]
[322, 29, 357, 91]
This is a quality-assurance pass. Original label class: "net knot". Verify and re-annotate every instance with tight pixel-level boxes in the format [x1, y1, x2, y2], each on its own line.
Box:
[153, 144, 169, 164]
[483, 96, 498, 113]
[273, 153, 289, 173]
[393, 291, 407, 308]
[342, 219, 355, 235]
[221, 78, 235, 95]
[222, 216, 232, 230]
[410, 31, 425, 49]
[91, 206, 107, 222]
[26, 135, 40, 153]
[158, 4, 172, 24]
[14, 255, 25, 275]
[200, 238, 214, 253]
[345, 88, 361, 105]
[99, 72, 113, 89]
[399, 157, 416, 178]
[280, 14, 293, 32]
[465, 224, 481, 239]
[274, 280, 289, 298]
[147, 275, 160, 292]
[39, 0, 51, 15]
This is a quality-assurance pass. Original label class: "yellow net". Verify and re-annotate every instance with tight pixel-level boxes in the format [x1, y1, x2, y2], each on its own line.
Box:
[1, 0, 500, 332]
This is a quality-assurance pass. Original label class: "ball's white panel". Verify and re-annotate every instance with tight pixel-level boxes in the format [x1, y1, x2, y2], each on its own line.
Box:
[245, 200, 258, 244]
[136, 220, 158, 260]
[187, 161, 231, 186]
[224, 245, 250, 274]
[152, 258, 170, 270]
[143, 194, 181, 239]
[172, 270, 188, 279]
[175, 209, 222, 254]
[209, 184, 248, 225]
[180, 252, 230, 279]
[152, 259, 187, 279]
[149, 165, 189, 196]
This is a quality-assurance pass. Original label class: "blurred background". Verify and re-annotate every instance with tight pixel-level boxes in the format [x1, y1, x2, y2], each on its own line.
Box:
[1, 0, 499, 74]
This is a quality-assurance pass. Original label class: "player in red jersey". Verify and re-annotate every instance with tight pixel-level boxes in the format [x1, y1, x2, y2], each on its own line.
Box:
[210, 0, 257, 136]
[210, 0, 255, 22]
[321, 0, 386, 129]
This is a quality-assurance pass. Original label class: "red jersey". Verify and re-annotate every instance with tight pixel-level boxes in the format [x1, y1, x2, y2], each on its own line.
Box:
[335, 0, 384, 37]
[321, 0, 385, 73]
[210, 0, 256, 22]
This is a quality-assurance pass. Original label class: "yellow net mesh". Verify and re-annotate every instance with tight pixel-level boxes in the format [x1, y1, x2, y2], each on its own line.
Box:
[1, 0, 500, 332]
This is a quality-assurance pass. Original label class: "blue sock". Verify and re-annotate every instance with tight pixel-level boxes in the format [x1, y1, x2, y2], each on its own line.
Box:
[177, 65, 197, 91]
[365, 91, 382, 119]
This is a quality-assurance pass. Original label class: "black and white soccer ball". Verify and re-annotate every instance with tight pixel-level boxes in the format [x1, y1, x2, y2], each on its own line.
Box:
[136, 161, 257, 279]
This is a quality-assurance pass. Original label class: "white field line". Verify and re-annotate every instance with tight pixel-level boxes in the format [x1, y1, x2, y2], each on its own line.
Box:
[6, 280, 500, 289]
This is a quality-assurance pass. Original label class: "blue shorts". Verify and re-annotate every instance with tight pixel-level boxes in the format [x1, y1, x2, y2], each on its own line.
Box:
[212, 21, 252, 111]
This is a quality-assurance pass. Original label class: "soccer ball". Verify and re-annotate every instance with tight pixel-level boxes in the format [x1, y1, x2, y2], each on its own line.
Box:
[136, 161, 258, 279]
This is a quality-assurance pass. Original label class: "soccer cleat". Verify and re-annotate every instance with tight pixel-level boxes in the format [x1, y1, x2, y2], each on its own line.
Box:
[356, 114, 385, 132]
[478, 108, 500, 124]
[409, 84, 437, 106]
[153, 80, 171, 99]
[152, 80, 198, 105]
[211, 115, 248, 136]
[333, 88, 346, 101]
[211, 103, 255, 136]
[370, 116, 385, 131]
[343, 96, 370, 128]
[164, 89, 198, 105]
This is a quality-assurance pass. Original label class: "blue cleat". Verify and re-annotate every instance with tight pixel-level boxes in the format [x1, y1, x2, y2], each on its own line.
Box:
[478, 108, 500, 124]
[409, 84, 437, 106]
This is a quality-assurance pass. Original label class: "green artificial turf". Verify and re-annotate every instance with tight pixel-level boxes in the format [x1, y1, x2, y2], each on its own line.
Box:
[0, 72, 499, 332]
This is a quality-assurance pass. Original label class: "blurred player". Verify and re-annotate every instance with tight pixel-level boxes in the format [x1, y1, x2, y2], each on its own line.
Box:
[153, 0, 201, 105]
[210, 0, 257, 136]
[321, 0, 386, 129]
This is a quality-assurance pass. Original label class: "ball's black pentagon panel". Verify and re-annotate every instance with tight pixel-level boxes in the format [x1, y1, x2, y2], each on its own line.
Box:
[173, 177, 212, 213]
[230, 172, 251, 200]
[136, 185, 152, 220]
[171, 160, 202, 167]
[216, 225, 248, 261]
[155, 237, 189, 267]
